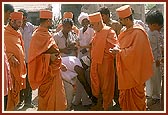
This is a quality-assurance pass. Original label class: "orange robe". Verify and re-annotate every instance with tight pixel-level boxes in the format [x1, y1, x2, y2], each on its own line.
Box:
[106, 19, 122, 36]
[116, 24, 154, 111]
[4, 25, 26, 111]
[28, 26, 67, 111]
[90, 25, 118, 110]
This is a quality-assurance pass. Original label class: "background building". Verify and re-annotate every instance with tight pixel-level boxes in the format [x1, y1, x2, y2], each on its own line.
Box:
[10, 3, 164, 27]
[12, 3, 52, 25]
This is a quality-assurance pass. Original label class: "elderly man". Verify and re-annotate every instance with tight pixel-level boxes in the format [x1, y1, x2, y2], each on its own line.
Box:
[4, 12, 27, 111]
[110, 5, 154, 111]
[88, 12, 119, 110]
[28, 10, 67, 111]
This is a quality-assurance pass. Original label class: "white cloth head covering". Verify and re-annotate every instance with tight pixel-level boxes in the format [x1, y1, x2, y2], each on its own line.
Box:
[78, 12, 89, 24]
[81, 56, 90, 66]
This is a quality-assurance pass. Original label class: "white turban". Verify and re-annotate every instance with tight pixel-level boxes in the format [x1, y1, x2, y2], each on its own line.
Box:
[78, 12, 89, 24]
[81, 56, 90, 66]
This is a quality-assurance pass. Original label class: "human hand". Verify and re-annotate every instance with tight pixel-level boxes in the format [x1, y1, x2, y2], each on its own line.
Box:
[50, 53, 59, 62]
[10, 55, 20, 67]
[61, 64, 67, 72]
[109, 46, 121, 55]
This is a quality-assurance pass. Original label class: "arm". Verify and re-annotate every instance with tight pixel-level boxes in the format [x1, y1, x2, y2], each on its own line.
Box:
[44, 45, 60, 55]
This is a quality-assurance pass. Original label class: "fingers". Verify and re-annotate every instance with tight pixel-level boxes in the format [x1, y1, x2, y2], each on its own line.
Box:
[11, 56, 20, 67]
[50, 53, 57, 62]
[109, 48, 119, 54]
[61, 64, 67, 72]
[13, 59, 20, 67]
[50, 53, 60, 62]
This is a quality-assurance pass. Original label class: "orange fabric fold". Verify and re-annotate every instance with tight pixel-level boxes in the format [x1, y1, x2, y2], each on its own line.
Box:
[119, 84, 146, 111]
[91, 26, 118, 64]
[28, 26, 67, 110]
[116, 24, 154, 110]
[90, 25, 118, 109]
[116, 24, 154, 90]
[4, 24, 26, 110]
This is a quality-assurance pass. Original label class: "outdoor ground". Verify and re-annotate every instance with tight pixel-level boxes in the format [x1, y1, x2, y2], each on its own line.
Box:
[14, 89, 163, 112]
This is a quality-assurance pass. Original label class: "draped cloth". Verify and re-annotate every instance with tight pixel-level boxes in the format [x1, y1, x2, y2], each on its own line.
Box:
[90, 25, 118, 110]
[4, 45, 12, 97]
[116, 24, 154, 110]
[4, 25, 26, 111]
[28, 26, 67, 111]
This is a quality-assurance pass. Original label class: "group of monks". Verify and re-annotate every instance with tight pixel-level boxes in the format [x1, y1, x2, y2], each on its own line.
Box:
[3, 4, 163, 111]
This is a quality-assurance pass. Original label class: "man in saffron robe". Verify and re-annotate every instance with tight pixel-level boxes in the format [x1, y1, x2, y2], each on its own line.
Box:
[110, 5, 154, 111]
[3, 4, 14, 111]
[98, 6, 123, 110]
[4, 12, 27, 111]
[88, 12, 119, 110]
[28, 10, 67, 111]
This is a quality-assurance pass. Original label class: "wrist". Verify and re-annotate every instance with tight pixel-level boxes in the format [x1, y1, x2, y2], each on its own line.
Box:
[8, 54, 14, 60]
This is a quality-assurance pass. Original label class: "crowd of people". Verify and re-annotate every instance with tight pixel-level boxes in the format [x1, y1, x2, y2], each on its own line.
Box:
[3, 4, 164, 111]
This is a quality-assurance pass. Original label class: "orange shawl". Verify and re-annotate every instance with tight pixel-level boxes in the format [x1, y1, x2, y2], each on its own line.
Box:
[28, 26, 67, 110]
[90, 25, 118, 110]
[4, 24, 26, 110]
[116, 24, 154, 90]
[91, 26, 118, 64]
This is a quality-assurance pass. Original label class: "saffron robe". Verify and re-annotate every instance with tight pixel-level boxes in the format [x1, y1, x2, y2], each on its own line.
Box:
[4, 24, 26, 111]
[28, 26, 67, 111]
[116, 24, 154, 111]
[90, 25, 118, 110]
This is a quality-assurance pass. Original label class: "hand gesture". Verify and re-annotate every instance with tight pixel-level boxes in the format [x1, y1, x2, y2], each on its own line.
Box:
[61, 64, 67, 72]
[109, 46, 121, 55]
[10, 55, 20, 67]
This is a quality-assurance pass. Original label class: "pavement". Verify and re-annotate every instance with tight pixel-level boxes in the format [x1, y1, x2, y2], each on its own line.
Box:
[15, 89, 163, 112]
